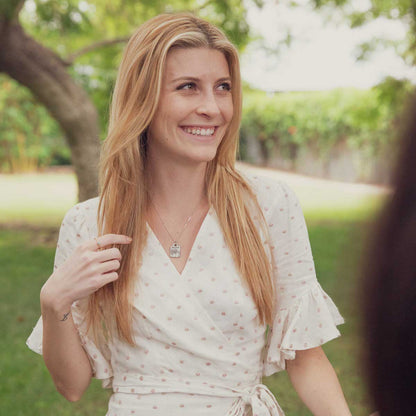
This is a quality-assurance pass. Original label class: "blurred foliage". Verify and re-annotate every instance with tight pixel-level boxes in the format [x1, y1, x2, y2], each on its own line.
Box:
[0, 75, 70, 172]
[306, 0, 416, 64]
[22, 0, 253, 51]
[240, 77, 414, 163]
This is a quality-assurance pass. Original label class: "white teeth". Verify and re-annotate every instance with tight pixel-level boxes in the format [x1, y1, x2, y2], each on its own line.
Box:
[183, 127, 215, 136]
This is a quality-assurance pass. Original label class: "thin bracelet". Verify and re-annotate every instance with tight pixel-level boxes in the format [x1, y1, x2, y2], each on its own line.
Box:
[60, 311, 71, 321]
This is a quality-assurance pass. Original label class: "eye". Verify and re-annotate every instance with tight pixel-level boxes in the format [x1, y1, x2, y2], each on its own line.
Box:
[217, 82, 232, 92]
[177, 82, 196, 91]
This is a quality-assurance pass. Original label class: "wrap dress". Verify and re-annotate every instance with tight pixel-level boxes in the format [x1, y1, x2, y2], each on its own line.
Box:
[27, 173, 344, 416]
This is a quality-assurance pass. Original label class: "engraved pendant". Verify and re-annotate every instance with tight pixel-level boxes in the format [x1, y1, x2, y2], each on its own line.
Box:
[169, 242, 181, 258]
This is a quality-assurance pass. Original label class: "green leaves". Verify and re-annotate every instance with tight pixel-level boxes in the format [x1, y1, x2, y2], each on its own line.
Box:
[19, 0, 253, 57]
[0, 75, 65, 172]
[240, 82, 413, 163]
[33, 0, 92, 33]
[310, 0, 416, 63]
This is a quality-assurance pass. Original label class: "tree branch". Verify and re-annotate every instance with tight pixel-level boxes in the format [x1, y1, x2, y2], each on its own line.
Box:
[64, 36, 130, 65]
[12, 0, 26, 21]
[0, 0, 26, 21]
[0, 21, 100, 200]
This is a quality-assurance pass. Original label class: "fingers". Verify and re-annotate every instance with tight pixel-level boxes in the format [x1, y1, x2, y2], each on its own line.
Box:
[97, 259, 120, 275]
[102, 271, 119, 285]
[85, 234, 132, 251]
[95, 247, 122, 263]
[49, 235, 130, 307]
[89, 270, 119, 292]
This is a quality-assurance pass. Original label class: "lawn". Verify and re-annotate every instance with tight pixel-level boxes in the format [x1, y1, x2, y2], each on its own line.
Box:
[0, 166, 387, 415]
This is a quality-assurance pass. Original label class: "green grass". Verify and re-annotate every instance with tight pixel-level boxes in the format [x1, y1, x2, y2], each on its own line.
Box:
[0, 169, 384, 415]
[0, 228, 110, 415]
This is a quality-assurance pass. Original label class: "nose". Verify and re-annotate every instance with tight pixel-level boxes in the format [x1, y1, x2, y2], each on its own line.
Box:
[196, 90, 221, 118]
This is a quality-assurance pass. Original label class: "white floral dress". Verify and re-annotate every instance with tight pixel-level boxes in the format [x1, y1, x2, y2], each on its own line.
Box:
[27, 173, 344, 416]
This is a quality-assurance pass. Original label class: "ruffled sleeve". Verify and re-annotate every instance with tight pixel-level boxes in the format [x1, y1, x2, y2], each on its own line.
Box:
[260, 180, 344, 376]
[26, 199, 113, 388]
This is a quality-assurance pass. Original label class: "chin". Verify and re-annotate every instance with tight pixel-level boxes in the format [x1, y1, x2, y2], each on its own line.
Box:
[186, 149, 219, 165]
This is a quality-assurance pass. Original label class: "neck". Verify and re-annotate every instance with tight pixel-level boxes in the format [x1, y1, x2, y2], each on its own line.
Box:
[145, 160, 209, 214]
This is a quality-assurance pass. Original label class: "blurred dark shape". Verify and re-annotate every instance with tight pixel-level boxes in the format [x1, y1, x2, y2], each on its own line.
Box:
[363, 91, 416, 416]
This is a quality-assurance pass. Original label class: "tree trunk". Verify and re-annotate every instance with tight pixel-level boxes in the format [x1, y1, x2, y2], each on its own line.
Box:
[0, 17, 100, 201]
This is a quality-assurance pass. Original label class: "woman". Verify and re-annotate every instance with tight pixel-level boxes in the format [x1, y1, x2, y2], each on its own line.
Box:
[27, 12, 351, 416]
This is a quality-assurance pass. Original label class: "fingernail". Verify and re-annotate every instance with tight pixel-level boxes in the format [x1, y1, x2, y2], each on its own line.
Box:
[127, 236, 132, 242]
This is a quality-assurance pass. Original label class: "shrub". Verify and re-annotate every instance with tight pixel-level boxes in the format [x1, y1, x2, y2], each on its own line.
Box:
[0, 76, 69, 173]
[240, 79, 413, 164]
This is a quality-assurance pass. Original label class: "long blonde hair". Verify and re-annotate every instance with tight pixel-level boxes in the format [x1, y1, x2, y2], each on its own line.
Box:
[91, 12, 274, 344]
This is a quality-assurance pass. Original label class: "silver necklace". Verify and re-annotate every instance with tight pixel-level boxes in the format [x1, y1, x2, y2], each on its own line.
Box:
[150, 199, 203, 258]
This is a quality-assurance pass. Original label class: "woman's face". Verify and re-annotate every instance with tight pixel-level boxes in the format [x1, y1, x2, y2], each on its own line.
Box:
[147, 47, 234, 167]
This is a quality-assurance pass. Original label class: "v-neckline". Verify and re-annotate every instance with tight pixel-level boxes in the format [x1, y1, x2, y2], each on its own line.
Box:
[146, 206, 212, 277]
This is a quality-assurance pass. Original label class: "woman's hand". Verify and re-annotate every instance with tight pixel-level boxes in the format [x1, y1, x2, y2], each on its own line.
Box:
[40, 234, 132, 317]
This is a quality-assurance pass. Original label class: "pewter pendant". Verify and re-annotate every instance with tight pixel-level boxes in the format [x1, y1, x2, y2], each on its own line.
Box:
[169, 242, 181, 258]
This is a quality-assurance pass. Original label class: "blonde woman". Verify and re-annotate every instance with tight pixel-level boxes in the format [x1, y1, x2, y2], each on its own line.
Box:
[27, 13, 351, 416]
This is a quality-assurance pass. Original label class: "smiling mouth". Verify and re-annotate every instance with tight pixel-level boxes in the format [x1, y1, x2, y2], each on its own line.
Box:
[181, 126, 216, 137]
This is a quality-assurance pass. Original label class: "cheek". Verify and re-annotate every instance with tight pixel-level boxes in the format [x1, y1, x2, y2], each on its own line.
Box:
[224, 100, 234, 123]
[147, 117, 162, 139]
[160, 98, 189, 125]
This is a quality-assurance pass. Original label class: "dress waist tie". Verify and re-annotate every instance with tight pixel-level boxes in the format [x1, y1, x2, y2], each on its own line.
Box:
[226, 384, 284, 416]
[112, 375, 284, 416]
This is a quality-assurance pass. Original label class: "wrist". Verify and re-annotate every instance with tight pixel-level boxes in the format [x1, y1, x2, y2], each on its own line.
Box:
[40, 280, 73, 319]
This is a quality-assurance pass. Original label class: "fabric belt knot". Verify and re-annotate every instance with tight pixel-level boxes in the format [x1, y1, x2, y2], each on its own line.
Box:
[226, 384, 284, 416]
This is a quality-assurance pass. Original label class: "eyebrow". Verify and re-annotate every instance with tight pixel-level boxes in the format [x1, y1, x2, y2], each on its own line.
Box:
[169, 76, 232, 84]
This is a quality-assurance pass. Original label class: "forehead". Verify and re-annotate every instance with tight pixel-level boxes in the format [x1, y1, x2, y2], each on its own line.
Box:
[164, 47, 230, 81]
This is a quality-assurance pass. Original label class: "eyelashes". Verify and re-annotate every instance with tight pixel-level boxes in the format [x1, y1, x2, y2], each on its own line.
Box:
[218, 82, 232, 91]
[176, 82, 196, 90]
[176, 82, 232, 92]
